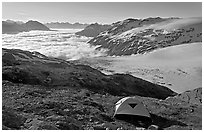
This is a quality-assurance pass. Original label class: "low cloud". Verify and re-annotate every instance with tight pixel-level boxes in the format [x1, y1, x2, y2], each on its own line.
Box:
[2, 30, 108, 60]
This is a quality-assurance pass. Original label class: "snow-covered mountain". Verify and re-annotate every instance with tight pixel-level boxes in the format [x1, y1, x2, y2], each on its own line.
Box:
[88, 17, 202, 56]
[75, 23, 111, 37]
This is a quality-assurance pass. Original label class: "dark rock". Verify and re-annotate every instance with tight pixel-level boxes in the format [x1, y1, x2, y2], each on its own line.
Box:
[2, 125, 11, 130]
[55, 121, 81, 130]
[99, 113, 114, 122]
[2, 107, 26, 129]
[40, 124, 59, 130]
[26, 118, 58, 130]
[95, 122, 121, 130]
[45, 115, 64, 121]
[82, 100, 105, 112]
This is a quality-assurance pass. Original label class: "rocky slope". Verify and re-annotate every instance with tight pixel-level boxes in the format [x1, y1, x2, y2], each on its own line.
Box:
[2, 48, 175, 99]
[2, 48, 202, 130]
[2, 80, 201, 130]
[88, 17, 202, 56]
[75, 23, 111, 37]
[166, 87, 202, 105]
[2, 20, 50, 34]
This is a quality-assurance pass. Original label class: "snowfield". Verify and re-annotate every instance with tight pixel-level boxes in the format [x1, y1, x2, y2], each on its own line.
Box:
[81, 42, 202, 93]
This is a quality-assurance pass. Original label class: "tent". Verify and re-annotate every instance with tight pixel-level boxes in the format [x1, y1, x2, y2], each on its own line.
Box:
[114, 97, 152, 127]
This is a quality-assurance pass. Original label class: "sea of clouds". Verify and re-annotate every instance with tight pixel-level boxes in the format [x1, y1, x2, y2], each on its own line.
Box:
[2, 29, 107, 60]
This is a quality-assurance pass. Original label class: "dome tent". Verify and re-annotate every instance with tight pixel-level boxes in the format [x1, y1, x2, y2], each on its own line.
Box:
[114, 97, 152, 127]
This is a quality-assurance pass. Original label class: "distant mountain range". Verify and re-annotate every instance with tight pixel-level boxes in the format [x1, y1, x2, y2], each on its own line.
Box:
[87, 17, 202, 56]
[45, 22, 89, 29]
[75, 23, 111, 37]
[2, 20, 50, 34]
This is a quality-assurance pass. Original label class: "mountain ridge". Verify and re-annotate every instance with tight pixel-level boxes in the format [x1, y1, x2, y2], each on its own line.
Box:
[88, 17, 202, 56]
[2, 20, 50, 34]
[75, 23, 111, 37]
[45, 22, 89, 29]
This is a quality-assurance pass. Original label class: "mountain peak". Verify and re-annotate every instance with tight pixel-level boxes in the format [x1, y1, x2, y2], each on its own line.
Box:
[75, 23, 111, 37]
[26, 20, 42, 24]
[2, 20, 50, 34]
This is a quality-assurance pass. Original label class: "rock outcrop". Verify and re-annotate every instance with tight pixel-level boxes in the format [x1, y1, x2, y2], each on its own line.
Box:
[165, 87, 202, 105]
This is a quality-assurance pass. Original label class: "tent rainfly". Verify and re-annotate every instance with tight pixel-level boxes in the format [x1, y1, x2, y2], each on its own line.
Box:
[114, 97, 151, 118]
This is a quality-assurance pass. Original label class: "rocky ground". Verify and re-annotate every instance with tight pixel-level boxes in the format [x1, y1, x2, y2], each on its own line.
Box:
[2, 80, 202, 130]
[2, 48, 202, 130]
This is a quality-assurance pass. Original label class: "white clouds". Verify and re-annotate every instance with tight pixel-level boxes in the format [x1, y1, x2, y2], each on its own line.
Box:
[2, 30, 108, 60]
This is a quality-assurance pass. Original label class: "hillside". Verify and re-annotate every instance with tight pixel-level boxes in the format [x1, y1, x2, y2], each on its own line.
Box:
[75, 23, 111, 37]
[2, 48, 176, 99]
[45, 22, 88, 29]
[88, 17, 202, 56]
[2, 20, 50, 34]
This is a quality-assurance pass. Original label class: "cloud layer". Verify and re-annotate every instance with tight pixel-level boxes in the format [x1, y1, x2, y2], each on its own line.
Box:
[2, 29, 107, 60]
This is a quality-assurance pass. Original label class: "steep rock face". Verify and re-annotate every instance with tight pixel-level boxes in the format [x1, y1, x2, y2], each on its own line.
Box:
[88, 17, 202, 56]
[75, 23, 111, 37]
[2, 20, 50, 34]
[2, 48, 176, 99]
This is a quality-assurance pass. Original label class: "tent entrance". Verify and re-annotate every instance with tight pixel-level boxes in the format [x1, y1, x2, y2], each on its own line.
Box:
[115, 114, 152, 128]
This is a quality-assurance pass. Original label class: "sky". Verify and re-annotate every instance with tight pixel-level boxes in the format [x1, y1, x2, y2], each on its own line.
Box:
[2, 2, 202, 24]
